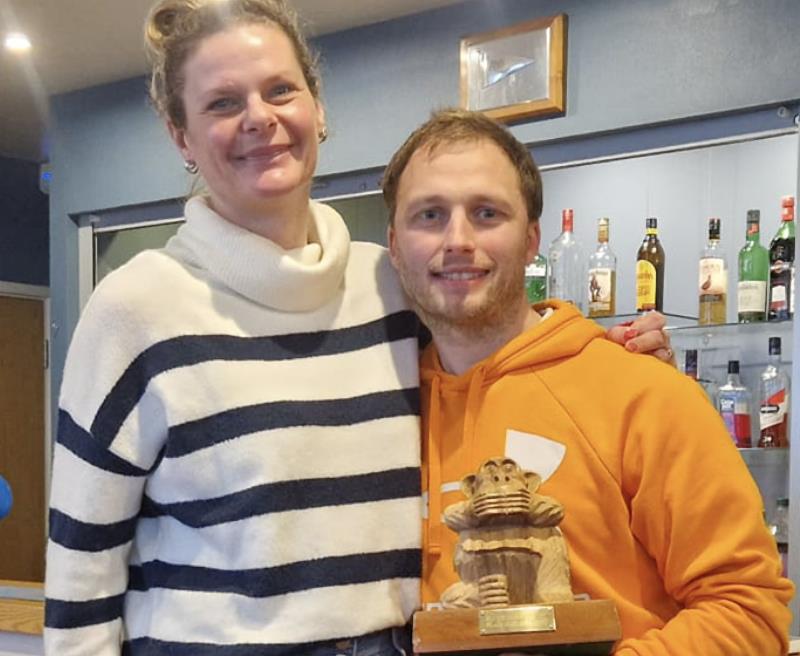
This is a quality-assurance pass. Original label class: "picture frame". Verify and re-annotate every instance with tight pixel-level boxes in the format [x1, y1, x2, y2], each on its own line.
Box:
[460, 14, 567, 123]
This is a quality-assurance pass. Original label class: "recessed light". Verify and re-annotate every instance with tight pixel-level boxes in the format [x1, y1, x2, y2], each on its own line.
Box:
[4, 32, 32, 53]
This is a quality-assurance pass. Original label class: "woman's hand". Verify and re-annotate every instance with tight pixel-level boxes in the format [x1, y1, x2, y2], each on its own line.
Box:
[605, 312, 675, 366]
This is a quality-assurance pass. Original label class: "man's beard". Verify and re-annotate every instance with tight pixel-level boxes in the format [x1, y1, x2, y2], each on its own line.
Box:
[396, 254, 528, 341]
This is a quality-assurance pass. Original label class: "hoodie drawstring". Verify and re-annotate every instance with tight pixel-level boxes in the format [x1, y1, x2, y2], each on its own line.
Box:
[426, 365, 487, 560]
[463, 365, 486, 467]
[427, 374, 443, 555]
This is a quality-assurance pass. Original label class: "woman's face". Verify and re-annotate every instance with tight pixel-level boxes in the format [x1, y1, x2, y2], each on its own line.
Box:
[169, 23, 324, 223]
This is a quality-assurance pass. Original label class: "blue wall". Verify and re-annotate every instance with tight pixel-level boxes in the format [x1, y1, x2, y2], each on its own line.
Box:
[0, 156, 48, 286]
[48, 0, 800, 397]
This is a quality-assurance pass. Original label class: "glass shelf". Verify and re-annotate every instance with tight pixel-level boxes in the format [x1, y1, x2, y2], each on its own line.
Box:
[592, 313, 699, 329]
[592, 313, 793, 336]
[738, 447, 789, 468]
[666, 319, 793, 339]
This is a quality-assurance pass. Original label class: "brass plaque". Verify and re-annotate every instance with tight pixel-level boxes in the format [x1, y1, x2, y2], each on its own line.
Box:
[478, 606, 557, 636]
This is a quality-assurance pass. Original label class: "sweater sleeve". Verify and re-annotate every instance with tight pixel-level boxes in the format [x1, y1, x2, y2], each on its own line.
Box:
[44, 274, 166, 655]
[615, 372, 794, 656]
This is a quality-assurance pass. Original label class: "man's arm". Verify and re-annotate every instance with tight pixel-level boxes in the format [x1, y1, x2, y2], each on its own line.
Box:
[617, 374, 793, 655]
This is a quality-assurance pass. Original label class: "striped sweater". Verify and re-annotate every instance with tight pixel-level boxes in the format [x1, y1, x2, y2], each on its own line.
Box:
[44, 198, 423, 655]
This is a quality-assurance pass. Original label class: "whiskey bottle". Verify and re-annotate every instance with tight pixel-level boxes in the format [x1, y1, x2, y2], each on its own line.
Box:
[587, 217, 616, 318]
[636, 217, 665, 313]
[758, 336, 790, 447]
[737, 210, 769, 323]
[698, 217, 727, 325]
[768, 196, 795, 321]
[684, 349, 717, 404]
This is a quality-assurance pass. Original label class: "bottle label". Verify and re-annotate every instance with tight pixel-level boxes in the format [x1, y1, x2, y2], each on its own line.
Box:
[636, 260, 657, 311]
[525, 263, 546, 278]
[719, 396, 752, 446]
[737, 280, 767, 313]
[698, 258, 727, 299]
[588, 267, 613, 312]
[769, 262, 793, 315]
[759, 389, 788, 430]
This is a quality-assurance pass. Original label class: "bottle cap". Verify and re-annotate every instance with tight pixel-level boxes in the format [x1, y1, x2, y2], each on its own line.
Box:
[645, 217, 658, 229]
[708, 217, 721, 239]
[781, 195, 794, 221]
[776, 497, 789, 508]
[768, 336, 781, 355]
[746, 209, 760, 223]
[597, 217, 609, 241]
[727, 360, 739, 374]
[562, 208, 574, 232]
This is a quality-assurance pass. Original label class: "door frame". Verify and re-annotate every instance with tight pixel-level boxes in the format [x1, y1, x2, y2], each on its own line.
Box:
[0, 282, 50, 635]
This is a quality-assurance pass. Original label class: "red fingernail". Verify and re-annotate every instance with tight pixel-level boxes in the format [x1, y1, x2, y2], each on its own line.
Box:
[618, 321, 634, 327]
[626, 342, 639, 352]
[623, 329, 639, 341]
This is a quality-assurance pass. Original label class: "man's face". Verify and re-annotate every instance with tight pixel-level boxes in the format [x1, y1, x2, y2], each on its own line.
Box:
[388, 139, 539, 335]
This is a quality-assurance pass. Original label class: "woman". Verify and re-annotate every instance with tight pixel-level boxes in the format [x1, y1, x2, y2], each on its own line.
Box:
[44, 1, 672, 654]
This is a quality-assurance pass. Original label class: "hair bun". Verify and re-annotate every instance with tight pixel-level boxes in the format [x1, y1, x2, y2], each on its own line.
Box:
[145, 0, 196, 50]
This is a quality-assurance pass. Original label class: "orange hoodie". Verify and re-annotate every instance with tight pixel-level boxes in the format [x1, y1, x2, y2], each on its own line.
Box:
[420, 301, 794, 656]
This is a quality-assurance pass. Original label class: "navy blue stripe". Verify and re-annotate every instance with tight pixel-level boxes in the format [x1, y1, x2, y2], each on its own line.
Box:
[123, 634, 389, 656]
[45, 593, 125, 629]
[140, 466, 420, 527]
[57, 409, 148, 476]
[91, 311, 420, 448]
[49, 508, 138, 552]
[165, 386, 420, 458]
[128, 548, 421, 597]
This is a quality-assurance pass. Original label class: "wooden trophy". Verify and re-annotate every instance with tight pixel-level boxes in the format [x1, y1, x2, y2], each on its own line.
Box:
[413, 457, 621, 655]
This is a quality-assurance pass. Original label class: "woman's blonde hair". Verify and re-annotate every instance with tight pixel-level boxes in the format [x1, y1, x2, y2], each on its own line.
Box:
[144, 0, 321, 128]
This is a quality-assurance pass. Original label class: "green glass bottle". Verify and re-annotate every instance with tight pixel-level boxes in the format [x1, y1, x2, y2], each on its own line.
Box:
[737, 210, 769, 323]
[525, 253, 548, 303]
[768, 196, 796, 321]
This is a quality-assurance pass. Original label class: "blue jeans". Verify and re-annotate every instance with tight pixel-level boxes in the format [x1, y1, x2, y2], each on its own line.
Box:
[303, 626, 411, 656]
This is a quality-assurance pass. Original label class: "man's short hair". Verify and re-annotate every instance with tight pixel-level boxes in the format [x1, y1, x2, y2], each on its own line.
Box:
[381, 108, 543, 224]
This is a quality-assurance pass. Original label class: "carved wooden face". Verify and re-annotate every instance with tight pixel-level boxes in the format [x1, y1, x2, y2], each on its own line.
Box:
[461, 457, 542, 521]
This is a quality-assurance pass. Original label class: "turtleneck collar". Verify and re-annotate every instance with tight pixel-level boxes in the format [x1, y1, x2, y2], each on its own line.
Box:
[167, 196, 351, 313]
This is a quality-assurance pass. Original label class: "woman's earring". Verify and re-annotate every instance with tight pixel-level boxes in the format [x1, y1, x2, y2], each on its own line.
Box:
[318, 126, 328, 143]
[184, 160, 199, 174]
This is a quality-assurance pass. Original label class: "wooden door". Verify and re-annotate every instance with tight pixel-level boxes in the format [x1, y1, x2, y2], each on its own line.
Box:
[0, 296, 45, 582]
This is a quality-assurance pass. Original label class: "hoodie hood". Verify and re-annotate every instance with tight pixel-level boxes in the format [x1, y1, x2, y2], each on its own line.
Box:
[419, 300, 605, 557]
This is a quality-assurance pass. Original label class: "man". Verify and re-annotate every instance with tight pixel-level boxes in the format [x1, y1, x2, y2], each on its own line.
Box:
[382, 109, 794, 655]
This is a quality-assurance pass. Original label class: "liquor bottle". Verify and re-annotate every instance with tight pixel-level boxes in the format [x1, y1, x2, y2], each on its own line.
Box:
[684, 349, 699, 380]
[524, 254, 548, 303]
[684, 349, 717, 404]
[759, 336, 790, 447]
[587, 217, 616, 318]
[768, 195, 795, 321]
[768, 497, 789, 577]
[737, 210, 769, 323]
[636, 217, 665, 313]
[698, 217, 727, 325]
[717, 360, 752, 448]
[548, 208, 586, 313]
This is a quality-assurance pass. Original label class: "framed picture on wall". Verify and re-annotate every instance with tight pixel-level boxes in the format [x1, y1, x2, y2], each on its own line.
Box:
[460, 14, 567, 122]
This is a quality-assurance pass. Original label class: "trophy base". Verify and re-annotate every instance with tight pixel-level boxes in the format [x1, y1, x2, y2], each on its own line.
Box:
[413, 599, 621, 655]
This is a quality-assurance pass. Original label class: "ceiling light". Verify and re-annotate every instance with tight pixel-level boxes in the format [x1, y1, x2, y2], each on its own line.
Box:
[4, 32, 31, 53]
